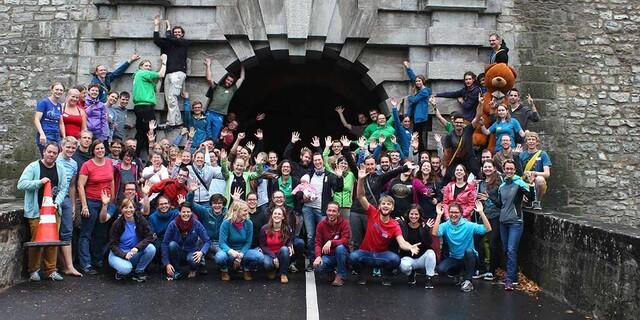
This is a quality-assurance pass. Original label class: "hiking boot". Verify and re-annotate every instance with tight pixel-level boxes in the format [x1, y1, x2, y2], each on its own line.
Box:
[424, 276, 434, 289]
[461, 280, 474, 292]
[132, 272, 148, 282]
[29, 271, 41, 282]
[48, 271, 63, 281]
[243, 271, 253, 281]
[484, 272, 495, 281]
[221, 271, 230, 281]
[331, 275, 344, 287]
[407, 271, 417, 285]
[267, 270, 276, 280]
[532, 201, 542, 210]
[280, 274, 289, 284]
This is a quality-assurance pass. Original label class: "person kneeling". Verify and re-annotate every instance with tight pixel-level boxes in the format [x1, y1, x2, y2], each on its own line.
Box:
[161, 202, 211, 280]
[108, 199, 156, 282]
[312, 202, 350, 286]
[259, 207, 294, 284]
[215, 200, 264, 281]
[349, 167, 420, 286]
[399, 205, 437, 289]
[432, 201, 491, 292]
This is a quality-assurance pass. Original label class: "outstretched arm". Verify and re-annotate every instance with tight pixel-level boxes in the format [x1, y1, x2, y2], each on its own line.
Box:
[235, 65, 246, 88]
[356, 167, 370, 209]
[204, 58, 216, 87]
[334, 106, 353, 131]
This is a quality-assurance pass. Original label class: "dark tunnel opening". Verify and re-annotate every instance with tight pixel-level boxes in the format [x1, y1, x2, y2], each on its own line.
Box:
[227, 54, 386, 154]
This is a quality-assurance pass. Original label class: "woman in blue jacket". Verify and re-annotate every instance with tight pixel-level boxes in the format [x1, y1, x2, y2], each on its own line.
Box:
[161, 202, 211, 280]
[215, 200, 264, 281]
[403, 61, 432, 151]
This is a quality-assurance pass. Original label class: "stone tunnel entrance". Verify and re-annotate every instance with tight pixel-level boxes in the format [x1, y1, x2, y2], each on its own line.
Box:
[227, 54, 387, 153]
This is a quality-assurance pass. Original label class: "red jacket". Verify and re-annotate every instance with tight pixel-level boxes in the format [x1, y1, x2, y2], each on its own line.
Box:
[149, 178, 188, 208]
[442, 181, 476, 219]
[314, 216, 351, 257]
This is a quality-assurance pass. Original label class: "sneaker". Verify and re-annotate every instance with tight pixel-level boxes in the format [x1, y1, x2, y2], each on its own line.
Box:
[532, 201, 542, 210]
[289, 263, 299, 273]
[304, 259, 313, 272]
[424, 276, 434, 289]
[505, 281, 515, 291]
[523, 202, 533, 209]
[461, 280, 474, 292]
[483, 272, 495, 281]
[29, 271, 41, 282]
[472, 270, 483, 279]
[331, 275, 345, 287]
[381, 277, 392, 286]
[132, 272, 148, 283]
[280, 274, 289, 284]
[83, 268, 98, 276]
[115, 273, 126, 281]
[407, 271, 417, 285]
[48, 271, 64, 281]
[372, 268, 382, 277]
[357, 274, 367, 285]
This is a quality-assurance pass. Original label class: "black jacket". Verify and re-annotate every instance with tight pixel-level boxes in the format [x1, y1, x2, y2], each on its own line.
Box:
[153, 31, 189, 73]
[109, 213, 155, 259]
[299, 171, 343, 213]
[399, 219, 433, 257]
[351, 165, 408, 214]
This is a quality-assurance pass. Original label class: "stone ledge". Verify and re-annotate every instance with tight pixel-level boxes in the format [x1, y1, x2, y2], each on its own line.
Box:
[521, 209, 639, 320]
[0, 201, 23, 229]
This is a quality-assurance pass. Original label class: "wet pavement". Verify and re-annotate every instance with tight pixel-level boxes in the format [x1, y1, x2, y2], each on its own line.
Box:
[0, 270, 586, 320]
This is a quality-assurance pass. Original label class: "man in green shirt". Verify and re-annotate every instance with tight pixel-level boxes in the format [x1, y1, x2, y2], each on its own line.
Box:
[204, 58, 245, 141]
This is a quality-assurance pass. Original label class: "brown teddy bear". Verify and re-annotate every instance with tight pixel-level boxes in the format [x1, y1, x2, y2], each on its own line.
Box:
[473, 63, 518, 151]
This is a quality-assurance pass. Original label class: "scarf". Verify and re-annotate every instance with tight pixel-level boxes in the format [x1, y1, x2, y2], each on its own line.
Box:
[232, 220, 244, 231]
[175, 215, 193, 234]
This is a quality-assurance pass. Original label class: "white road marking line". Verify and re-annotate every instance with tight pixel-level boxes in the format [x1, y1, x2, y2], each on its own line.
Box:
[305, 271, 320, 320]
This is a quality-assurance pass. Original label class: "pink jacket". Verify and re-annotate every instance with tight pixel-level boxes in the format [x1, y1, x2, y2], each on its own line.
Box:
[442, 181, 476, 219]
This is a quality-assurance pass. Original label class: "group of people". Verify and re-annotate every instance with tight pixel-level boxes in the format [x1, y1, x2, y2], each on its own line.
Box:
[23, 22, 551, 294]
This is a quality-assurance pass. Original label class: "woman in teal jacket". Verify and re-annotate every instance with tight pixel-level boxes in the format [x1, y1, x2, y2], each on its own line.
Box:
[403, 61, 432, 151]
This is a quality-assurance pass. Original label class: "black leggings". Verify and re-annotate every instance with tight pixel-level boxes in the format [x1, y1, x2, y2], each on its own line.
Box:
[414, 118, 432, 152]
[134, 105, 156, 155]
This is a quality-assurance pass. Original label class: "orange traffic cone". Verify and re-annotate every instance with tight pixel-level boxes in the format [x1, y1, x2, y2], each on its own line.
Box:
[24, 181, 69, 247]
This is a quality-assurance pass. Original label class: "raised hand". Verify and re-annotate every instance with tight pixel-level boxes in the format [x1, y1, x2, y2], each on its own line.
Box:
[429, 95, 437, 106]
[147, 130, 156, 142]
[255, 153, 265, 164]
[436, 203, 444, 216]
[389, 97, 398, 107]
[478, 92, 485, 105]
[334, 166, 344, 177]
[219, 148, 227, 161]
[474, 199, 484, 213]
[310, 136, 320, 148]
[141, 180, 152, 195]
[357, 136, 367, 149]
[369, 138, 378, 150]
[357, 165, 367, 179]
[527, 94, 534, 105]
[324, 136, 332, 148]
[180, 127, 188, 136]
[160, 54, 167, 64]
[149, 120, 157, 131]
[434, 133, 442, 144]
[254, 129, 263, 140]
[340, 135, 350, 147]
[182, 91, 189, 99]
[189, 180, 199, 192]
[101, 189, 111, 205]
[245, 141, 255, 151]
[237, 132, 246, 140]
[204, 58, 211, 66]
[426, 218, 435, 228]
[378, 134, 386, 145]
[403, 61, 410, 68]
[231, 187, 244, 200]
[291, 131, 301, 144]
[129, 54, 140, 62]
[177, 193, 186, 205]
[390, 135, 397, 145]
[153, 15, 161, 26]
[256, 113, 266, 121]
[514, 144, 523, 153]
[335, 106, 344, 114]
[188, 127, 195, 139]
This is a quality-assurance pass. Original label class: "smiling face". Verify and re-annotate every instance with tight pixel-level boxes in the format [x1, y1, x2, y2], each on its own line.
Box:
[246, 193, 258, 210]
[402, 116, 411, 129]
[280, 161, 291, 176]
[482, 161, 496, 177]
[271, 208, 284, 224]
[42, 144, 59, 166]
[389, 151, 400, 164]
[211, 199, 224, 213]
[181, 151, 192, 164]
[121, 202, 135, 220]
[526, 135, 538, 149]
[454, 164, 466, 181]
[107, 92, 119, 105]
[489, 35, 500, 49]
[326, 203, 339, 223]
[448, 205, 462, 225]
[464, 75, 475, 87]
[95, 65, 108, 78]
[233, 158, 245, 176]
[224, 75, 235, 88]
[268, 152, 278, 166]
[63, 141, 77, 159]
[177, 169, 189, 184]
[415, 77, 424, 88]
[88, 86, 99, 99]
[157, 197, 170, 213]
[501, 135, 512, 150]
[151, 153, 162, 166]
[508, 90, 520, 105]
[193, 152, 204, 167]
[140, 61, 152, 70]
[300, 150, 311, 166]
[421, 161, 431, 176]
[313, 154, 323, 170]
[331, 142, 342, 154]
[172, 27, 184, 38]
[431, 157, 441, 172]
[123, 183, 137, 201]
[453, 118, 465, 133]
[497, 105, 508, 119]
[379, 198, 394, 216]
[364, 157, 376, 173]
[272, 191, 285, 207]
[369, 110, 379, 121]
[503, 162, 516, 179]
[481, 150, 492, 163]
[119, 95, 129, 108]
[408, 208, 420, 224]
[51, 84, 65, 100]
[179, 206, 192, 221]
[93, 143, 105, 159]
[380, 156, 390, 172]
[376, 114, 387, 126]
[358, 113, 367, 125]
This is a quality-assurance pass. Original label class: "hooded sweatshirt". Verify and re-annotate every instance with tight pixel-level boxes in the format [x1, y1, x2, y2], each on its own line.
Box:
[497, 175, 533, 224]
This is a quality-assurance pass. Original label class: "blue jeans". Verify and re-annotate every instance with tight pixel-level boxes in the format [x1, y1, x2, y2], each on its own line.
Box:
[436, 248, 477, 281]
[59, 196, 73, 242]
[167, 241, 205, 271]
[78, 199, 105, 271]
[36, 131, 60, 155]
[302, 206, 324, 259]
[500, 222, 523, 283]
[214, 248, 263, 272]
[263, 246, 291, 275]
[349, 249, 400, 275]
[108, 244, 156, 275]
[315, 244, 349, 278]
[206, 112, 224, 141]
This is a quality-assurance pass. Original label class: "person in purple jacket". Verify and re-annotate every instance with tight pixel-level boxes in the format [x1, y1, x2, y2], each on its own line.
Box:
[84, 84, 110, 141]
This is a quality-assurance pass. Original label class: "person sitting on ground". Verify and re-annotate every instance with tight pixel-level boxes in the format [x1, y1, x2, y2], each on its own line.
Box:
[108, 199, 156, 282]
[91, 54, 140, 103]
[147, 195, 179, 256]
[432, 201, 491, 292]
[187, 183, 227, 273]
[434, 71, 482, 122]
[399, 205, 437, 289]
[518, 131, 551, 210]
[162, 202, 211, 280]
[215, 200, 264, 281]
[349, 166, 420, 286]
[259, 207, 294, 284]
[497, 159, 534, 290]
[312, 202, 351, 286]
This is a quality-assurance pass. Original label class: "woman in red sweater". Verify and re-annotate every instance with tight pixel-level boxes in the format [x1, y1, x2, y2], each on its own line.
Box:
[259, 207, 293, 284]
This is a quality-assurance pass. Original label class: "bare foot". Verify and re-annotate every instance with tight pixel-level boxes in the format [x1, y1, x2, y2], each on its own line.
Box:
[188, 271, 197, 278]
[63, 269, 83, 277]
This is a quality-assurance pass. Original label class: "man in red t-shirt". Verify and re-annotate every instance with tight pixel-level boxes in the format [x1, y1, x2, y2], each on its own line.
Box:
[149, 166, 189, 208]
[349, 167, 420, 286]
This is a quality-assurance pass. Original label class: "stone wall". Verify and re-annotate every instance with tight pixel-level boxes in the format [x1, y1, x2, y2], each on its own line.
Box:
[498, 0, 640, 226]
[0, 202, 26, 288]
[520, 210, 640, 320]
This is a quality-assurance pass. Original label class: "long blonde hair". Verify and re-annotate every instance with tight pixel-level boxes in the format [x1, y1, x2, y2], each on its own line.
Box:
[225, 199, 249, 221]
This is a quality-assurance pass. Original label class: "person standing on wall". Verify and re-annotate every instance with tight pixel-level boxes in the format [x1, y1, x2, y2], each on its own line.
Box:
[90, 54, 140, 103]
[153, 15, 189, 127]
[131, 54, 167, 156]
[34, 83, 66, 156]
[203, 57, 245, 141]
